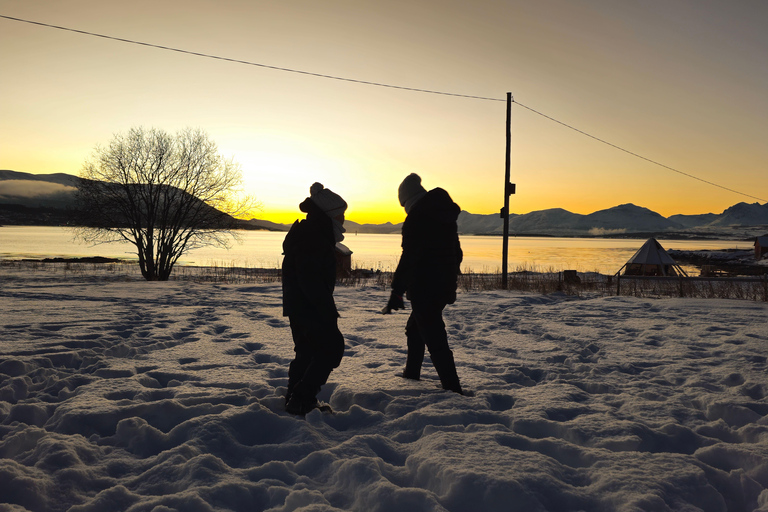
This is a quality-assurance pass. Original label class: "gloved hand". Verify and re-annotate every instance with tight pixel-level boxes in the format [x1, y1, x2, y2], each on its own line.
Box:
[381, 291, 405, 314]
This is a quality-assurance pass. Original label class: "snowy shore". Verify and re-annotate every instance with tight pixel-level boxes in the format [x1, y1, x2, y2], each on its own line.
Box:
[1, 265, 767, 512]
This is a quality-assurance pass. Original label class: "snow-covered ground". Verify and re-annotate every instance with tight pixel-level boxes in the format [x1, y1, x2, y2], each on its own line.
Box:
[668, 249, 768, 267]
[1, 265, 767, 512]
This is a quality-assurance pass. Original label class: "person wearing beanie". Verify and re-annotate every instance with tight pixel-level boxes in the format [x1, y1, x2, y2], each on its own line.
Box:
[398, 173, 427, 214]
[281, 183, 348, 414]
[384, 174, 464, 395]
[308, 182, 348, 242]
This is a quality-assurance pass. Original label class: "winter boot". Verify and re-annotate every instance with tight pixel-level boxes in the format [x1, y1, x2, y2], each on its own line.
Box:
[285, 393, 319, 416]
[402, 365, 421, 380]
[431, 352, 463, 395]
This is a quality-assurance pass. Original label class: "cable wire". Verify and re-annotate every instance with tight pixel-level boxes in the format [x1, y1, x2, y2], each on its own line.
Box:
[2, 14, 765, 203]
[511, 99, 768, 203]
[0, 15, 503, 102]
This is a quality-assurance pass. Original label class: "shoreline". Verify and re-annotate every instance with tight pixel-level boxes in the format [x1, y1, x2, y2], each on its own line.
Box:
[5, 248, 768, 277]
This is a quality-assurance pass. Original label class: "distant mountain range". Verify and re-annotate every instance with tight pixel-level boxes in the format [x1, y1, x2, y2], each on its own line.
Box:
[456, 202, 768, 239]
[2, 170, 767, 238]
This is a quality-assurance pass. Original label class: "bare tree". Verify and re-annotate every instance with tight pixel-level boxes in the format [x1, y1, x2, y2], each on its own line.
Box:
[73, 127, 257, 281]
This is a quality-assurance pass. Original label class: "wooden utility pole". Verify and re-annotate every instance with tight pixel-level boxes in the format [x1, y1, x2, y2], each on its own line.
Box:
[501, 92, 515, 289]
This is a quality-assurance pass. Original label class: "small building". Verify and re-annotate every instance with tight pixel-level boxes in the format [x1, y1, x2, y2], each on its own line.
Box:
[335, 242, 353, 277]
[617, 238, 688, 277]
[756, 236, 768, 260]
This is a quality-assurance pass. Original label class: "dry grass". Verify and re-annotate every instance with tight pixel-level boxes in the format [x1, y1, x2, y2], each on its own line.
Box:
[2, 260, 766, 302]
[615, 275, 768, 302]
[0, 258, 130, 278]
[172, 262, 282, 284]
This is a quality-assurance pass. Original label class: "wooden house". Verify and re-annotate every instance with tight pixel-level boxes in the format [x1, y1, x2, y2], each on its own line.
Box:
[335, 242, 353, 277]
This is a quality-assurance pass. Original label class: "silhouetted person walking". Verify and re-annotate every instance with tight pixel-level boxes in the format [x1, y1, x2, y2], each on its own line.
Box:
[384, 173, 464, 394]
[282, 183, 347, 414]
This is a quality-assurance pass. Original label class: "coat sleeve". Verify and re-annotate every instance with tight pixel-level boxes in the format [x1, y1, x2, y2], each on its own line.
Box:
[456, 235, 463, 274]
[391, 218, 419, 296]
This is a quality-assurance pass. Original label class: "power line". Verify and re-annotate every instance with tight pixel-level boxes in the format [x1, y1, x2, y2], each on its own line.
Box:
[0, 15, 502, 102]
[2, 13, 765, 204]
[511, 99, 768, 203]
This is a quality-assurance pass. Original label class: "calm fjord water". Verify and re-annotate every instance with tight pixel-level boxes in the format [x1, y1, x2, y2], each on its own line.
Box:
[0, 226, 752, 275]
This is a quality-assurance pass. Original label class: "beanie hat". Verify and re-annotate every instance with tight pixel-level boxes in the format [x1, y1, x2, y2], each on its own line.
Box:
[309, 182, 347, 218]
[398, 173, 427, 213]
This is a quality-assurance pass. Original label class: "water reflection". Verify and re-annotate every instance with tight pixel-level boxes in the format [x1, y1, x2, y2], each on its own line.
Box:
[0, 226, 754, 275]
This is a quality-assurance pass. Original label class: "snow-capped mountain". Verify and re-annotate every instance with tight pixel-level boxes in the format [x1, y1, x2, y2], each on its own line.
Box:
[458, 204, 683, 235]
[706, 202, 768, 227]
[2, 170, 767, 236]
[667, 212, 720, 229]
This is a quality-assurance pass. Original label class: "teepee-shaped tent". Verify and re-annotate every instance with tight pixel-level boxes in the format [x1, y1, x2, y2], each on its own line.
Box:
[617, 238, 688, 277]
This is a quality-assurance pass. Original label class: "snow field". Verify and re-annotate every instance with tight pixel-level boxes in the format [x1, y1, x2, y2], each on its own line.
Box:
[1, 267, 767, 511]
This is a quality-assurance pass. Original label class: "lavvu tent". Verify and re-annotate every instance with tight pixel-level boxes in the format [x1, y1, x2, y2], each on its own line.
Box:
[617, 238, 688, 277]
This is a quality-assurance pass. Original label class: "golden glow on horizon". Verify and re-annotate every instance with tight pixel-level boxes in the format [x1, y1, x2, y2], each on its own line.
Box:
[263, 208, 406, 226]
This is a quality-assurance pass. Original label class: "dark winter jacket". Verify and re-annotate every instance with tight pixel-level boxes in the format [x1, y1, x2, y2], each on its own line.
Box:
[282, 199, 339, 320]
[392, 188, 463, 305]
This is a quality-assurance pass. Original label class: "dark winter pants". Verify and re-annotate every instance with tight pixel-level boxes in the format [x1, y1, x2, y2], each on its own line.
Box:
[403, 301, 462, 393]
[287, 315, 345, 403]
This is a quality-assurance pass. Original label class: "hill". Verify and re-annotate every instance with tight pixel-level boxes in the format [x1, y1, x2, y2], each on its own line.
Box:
[0, 170, 80, 210]
[457, 203, 768, 238]
[2, 170, 767, 236]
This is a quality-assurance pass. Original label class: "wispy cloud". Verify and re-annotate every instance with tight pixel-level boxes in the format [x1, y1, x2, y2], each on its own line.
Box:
[588, 227, 626, 236]
[0, 180, 77, 199]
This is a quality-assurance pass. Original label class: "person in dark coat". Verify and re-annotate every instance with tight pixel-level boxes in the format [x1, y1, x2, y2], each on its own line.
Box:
[282, 182, 347, 414]
[383, 173, 464, 394]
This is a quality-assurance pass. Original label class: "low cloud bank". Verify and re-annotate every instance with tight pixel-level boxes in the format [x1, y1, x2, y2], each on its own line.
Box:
[0, 180, 77, 200]
[588, 227, 627, 236]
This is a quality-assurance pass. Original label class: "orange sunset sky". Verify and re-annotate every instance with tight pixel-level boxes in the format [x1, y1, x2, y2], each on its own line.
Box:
[1, 0, 766, 224]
